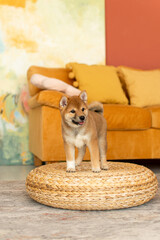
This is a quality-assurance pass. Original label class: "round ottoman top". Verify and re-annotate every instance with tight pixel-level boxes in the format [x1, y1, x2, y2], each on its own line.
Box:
[26, 162, 158, 210]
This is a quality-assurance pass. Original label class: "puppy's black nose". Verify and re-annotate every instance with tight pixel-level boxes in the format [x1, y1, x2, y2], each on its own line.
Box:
[79, 116, 85, 121]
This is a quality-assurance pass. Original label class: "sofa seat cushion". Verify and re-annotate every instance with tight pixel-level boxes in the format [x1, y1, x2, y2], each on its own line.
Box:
[147, 106, 160, 129]
[103, 104, 152, 130]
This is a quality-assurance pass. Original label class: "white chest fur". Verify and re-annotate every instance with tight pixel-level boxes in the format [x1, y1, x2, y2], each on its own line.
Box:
[64, 131, 90, 148]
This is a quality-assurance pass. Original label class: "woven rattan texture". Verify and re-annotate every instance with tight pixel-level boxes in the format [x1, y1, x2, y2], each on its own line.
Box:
[26, 162, 158, 210]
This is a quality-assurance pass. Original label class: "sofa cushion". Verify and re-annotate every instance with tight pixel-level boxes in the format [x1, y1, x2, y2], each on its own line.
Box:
[30, 74, 81, 96]
[117, 66, 160, 107]
[103, 104, 152, 130]
[27, 66, 72, 96]
[147, 106, 160, 129]
[66, 63, 128, 104]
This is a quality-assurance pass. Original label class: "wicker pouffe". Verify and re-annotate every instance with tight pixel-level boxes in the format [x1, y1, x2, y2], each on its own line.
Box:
[26, 162, 158, 210]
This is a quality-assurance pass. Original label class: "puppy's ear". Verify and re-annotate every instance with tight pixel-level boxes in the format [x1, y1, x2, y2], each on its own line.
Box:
[79, 91, 87, 103]
[59, 96, 68, 109]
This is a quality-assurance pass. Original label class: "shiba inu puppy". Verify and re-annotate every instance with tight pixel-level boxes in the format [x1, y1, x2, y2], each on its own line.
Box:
[59, 91, 108, 172]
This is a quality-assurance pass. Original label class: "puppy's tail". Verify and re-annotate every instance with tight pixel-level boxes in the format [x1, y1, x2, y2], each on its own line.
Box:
[88, 102, 104, 115]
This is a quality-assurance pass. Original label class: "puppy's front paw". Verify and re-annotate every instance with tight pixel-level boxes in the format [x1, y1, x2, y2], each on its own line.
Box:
[66, 168, 76, 172]
[67, 160, 75, 172]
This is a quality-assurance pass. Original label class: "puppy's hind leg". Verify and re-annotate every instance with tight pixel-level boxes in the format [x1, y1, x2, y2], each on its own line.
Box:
[75, 145, 86, 166]
[99, 134, 109, 170]
[88, 139, 101, 173]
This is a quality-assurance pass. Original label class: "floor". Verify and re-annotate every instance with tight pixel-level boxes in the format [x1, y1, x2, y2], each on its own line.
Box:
[0, 160, 159, 240]
[0, 165, 34, 181]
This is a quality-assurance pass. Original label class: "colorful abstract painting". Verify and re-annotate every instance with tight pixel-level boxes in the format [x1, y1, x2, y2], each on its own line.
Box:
[0, 0, 105, 165]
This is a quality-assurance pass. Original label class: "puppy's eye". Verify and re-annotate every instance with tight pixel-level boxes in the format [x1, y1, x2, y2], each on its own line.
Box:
[70, 109, 75, 113]
[82, 108, 85, 112]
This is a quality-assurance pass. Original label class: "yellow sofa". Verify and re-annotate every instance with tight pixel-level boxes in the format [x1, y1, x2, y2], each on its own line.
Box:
[27, 66, 160, 166]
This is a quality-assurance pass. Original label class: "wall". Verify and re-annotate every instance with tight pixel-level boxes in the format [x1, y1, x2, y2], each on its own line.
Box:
[0, 0, 105, 165]
[105, 0, 160, 69]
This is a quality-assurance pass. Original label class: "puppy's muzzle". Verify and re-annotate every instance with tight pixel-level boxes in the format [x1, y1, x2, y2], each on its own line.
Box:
[72, 116, 85, 125]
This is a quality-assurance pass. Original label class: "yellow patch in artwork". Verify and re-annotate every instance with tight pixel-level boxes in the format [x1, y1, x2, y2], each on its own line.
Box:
[0, 0, 37, 8]
[0, 94, 10, 122]
[0, 0, 26, 8]
[0, 94, 5, 115]
[9, 33, 38, 52]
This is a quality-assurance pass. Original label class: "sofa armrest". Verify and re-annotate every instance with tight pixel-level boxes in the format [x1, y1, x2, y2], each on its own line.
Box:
[28, 90, 67, 109]
[27, 65, 72, 97]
